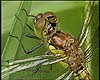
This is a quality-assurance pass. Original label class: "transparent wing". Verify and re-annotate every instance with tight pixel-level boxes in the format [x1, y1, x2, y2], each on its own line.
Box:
[2, 54, 68, 80]
[56, 71, 74, 80]
[78, 1, 99, 80]
[78, 1, 99, 47]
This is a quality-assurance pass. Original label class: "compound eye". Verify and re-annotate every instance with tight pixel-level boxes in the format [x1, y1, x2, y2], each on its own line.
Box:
[34, 13, 43, 23]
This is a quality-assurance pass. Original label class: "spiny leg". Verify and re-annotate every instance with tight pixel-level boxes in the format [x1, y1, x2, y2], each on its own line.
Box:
[26, 24, 34, 32]
[15, 9, 40, 40]
[9, 34, 44, 54]
[21, 8, 35, 32]
[10, 12, 43, 54]
[21, 8, 36, 18]
[25, 24, 41, 40]
[15, 13, 34, 34]
[25, 33, 41, 40]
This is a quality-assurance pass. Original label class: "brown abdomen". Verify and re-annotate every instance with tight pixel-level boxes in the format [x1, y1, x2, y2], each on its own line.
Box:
[74, 67, 91, 80]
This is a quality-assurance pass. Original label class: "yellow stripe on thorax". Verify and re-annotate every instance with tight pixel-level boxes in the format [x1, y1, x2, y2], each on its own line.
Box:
[49, 45, 68, 68]
[49, 45, 65, 55]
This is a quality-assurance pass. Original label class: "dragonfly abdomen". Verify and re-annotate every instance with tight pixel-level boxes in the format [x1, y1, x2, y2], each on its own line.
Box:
[74, 66, 91, 80]
[48, 30, 91, 79]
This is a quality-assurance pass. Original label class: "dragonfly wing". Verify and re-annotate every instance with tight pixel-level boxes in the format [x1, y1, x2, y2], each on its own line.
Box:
[2, 54, 68, 80]
[56, 71, 73, 80]
[77, 1, 99, 47]
[64, 71, 73, 80]
[78, 1, 99, 80]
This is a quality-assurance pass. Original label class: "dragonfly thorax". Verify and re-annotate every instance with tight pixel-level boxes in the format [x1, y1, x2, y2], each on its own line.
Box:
[48, 30, 85, 72]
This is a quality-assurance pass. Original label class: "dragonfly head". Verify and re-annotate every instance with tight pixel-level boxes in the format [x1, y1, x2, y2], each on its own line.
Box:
[33, 12, 58, 39]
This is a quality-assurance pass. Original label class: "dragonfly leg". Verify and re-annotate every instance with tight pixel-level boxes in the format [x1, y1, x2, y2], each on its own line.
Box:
[15, 10, 40, 38]
[15, 14, 33, 32]
[26, 24, 34, 32]
[21, 9, 36, 32]
[9, 34, 44, 54]
[25, 33, 41, 40]
[15, 13, 40, 40]
[21, 8, 35, 17]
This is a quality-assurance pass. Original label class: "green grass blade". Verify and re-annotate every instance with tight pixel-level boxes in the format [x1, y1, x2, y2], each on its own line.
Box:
[2, 1, 32, 80]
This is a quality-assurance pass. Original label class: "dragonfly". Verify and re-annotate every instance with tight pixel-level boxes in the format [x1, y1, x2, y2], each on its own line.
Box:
[2, 1, 99, 80]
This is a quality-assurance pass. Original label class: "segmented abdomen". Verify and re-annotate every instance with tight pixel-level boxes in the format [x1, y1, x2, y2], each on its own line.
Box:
[74, 66, 91, 80]
[49, 30, 91, 80]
